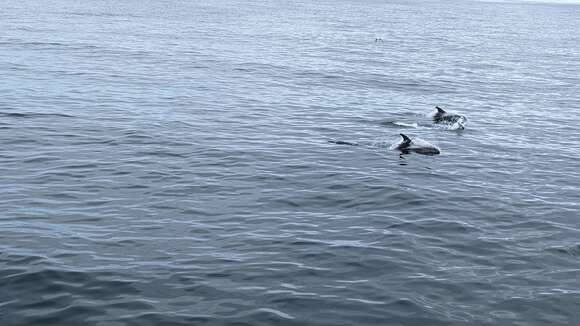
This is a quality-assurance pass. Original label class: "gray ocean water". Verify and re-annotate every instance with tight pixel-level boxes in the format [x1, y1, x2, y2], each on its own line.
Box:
[1, 0, 580, 325]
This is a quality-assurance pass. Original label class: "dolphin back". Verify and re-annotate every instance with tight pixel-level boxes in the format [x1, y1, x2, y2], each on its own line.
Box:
[391, 134, 440, 155]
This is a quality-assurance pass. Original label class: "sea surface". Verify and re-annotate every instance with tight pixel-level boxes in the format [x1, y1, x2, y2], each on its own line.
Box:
[1, 0, 579, 325]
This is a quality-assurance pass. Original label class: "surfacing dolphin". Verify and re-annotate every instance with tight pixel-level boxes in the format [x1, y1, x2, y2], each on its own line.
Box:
[431, 106, 467, 130]
[389, 133, 440, 155]
[330, 134, 440, 156]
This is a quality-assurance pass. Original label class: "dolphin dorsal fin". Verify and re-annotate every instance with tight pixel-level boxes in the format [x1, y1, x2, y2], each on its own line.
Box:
[400, 133, 412, 146]
[435, 106, 446, 114]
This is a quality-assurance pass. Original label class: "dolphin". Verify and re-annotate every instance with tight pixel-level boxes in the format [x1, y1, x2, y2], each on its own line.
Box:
[432, 106, 467, 130]
[390, 133, 440, 155]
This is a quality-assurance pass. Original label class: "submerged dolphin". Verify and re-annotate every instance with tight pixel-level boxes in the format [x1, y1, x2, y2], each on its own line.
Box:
[431, 106, 467, 130]
[390, 133, 440, 155]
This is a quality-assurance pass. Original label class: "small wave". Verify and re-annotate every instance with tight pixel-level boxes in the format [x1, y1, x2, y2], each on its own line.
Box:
[0, 112, 75, 119]
[380, 121, 419, 128]
[0, 40, 67, 47]
[255, 308, 295, 320]
[393, 121, 419, 128]
[546, 244, 580, 257]
[65, 11, 143, 19]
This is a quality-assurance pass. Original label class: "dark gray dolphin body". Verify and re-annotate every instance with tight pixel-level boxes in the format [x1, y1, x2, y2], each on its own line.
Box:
[392, 133, 440, 155]
[432, 106, 467, 129]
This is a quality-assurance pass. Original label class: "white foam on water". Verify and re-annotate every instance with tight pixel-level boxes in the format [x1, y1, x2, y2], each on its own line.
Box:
[393, 121, 419, 128]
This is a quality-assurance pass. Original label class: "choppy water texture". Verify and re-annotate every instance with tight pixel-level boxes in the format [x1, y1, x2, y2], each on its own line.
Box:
[1, 0, 580, 325]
